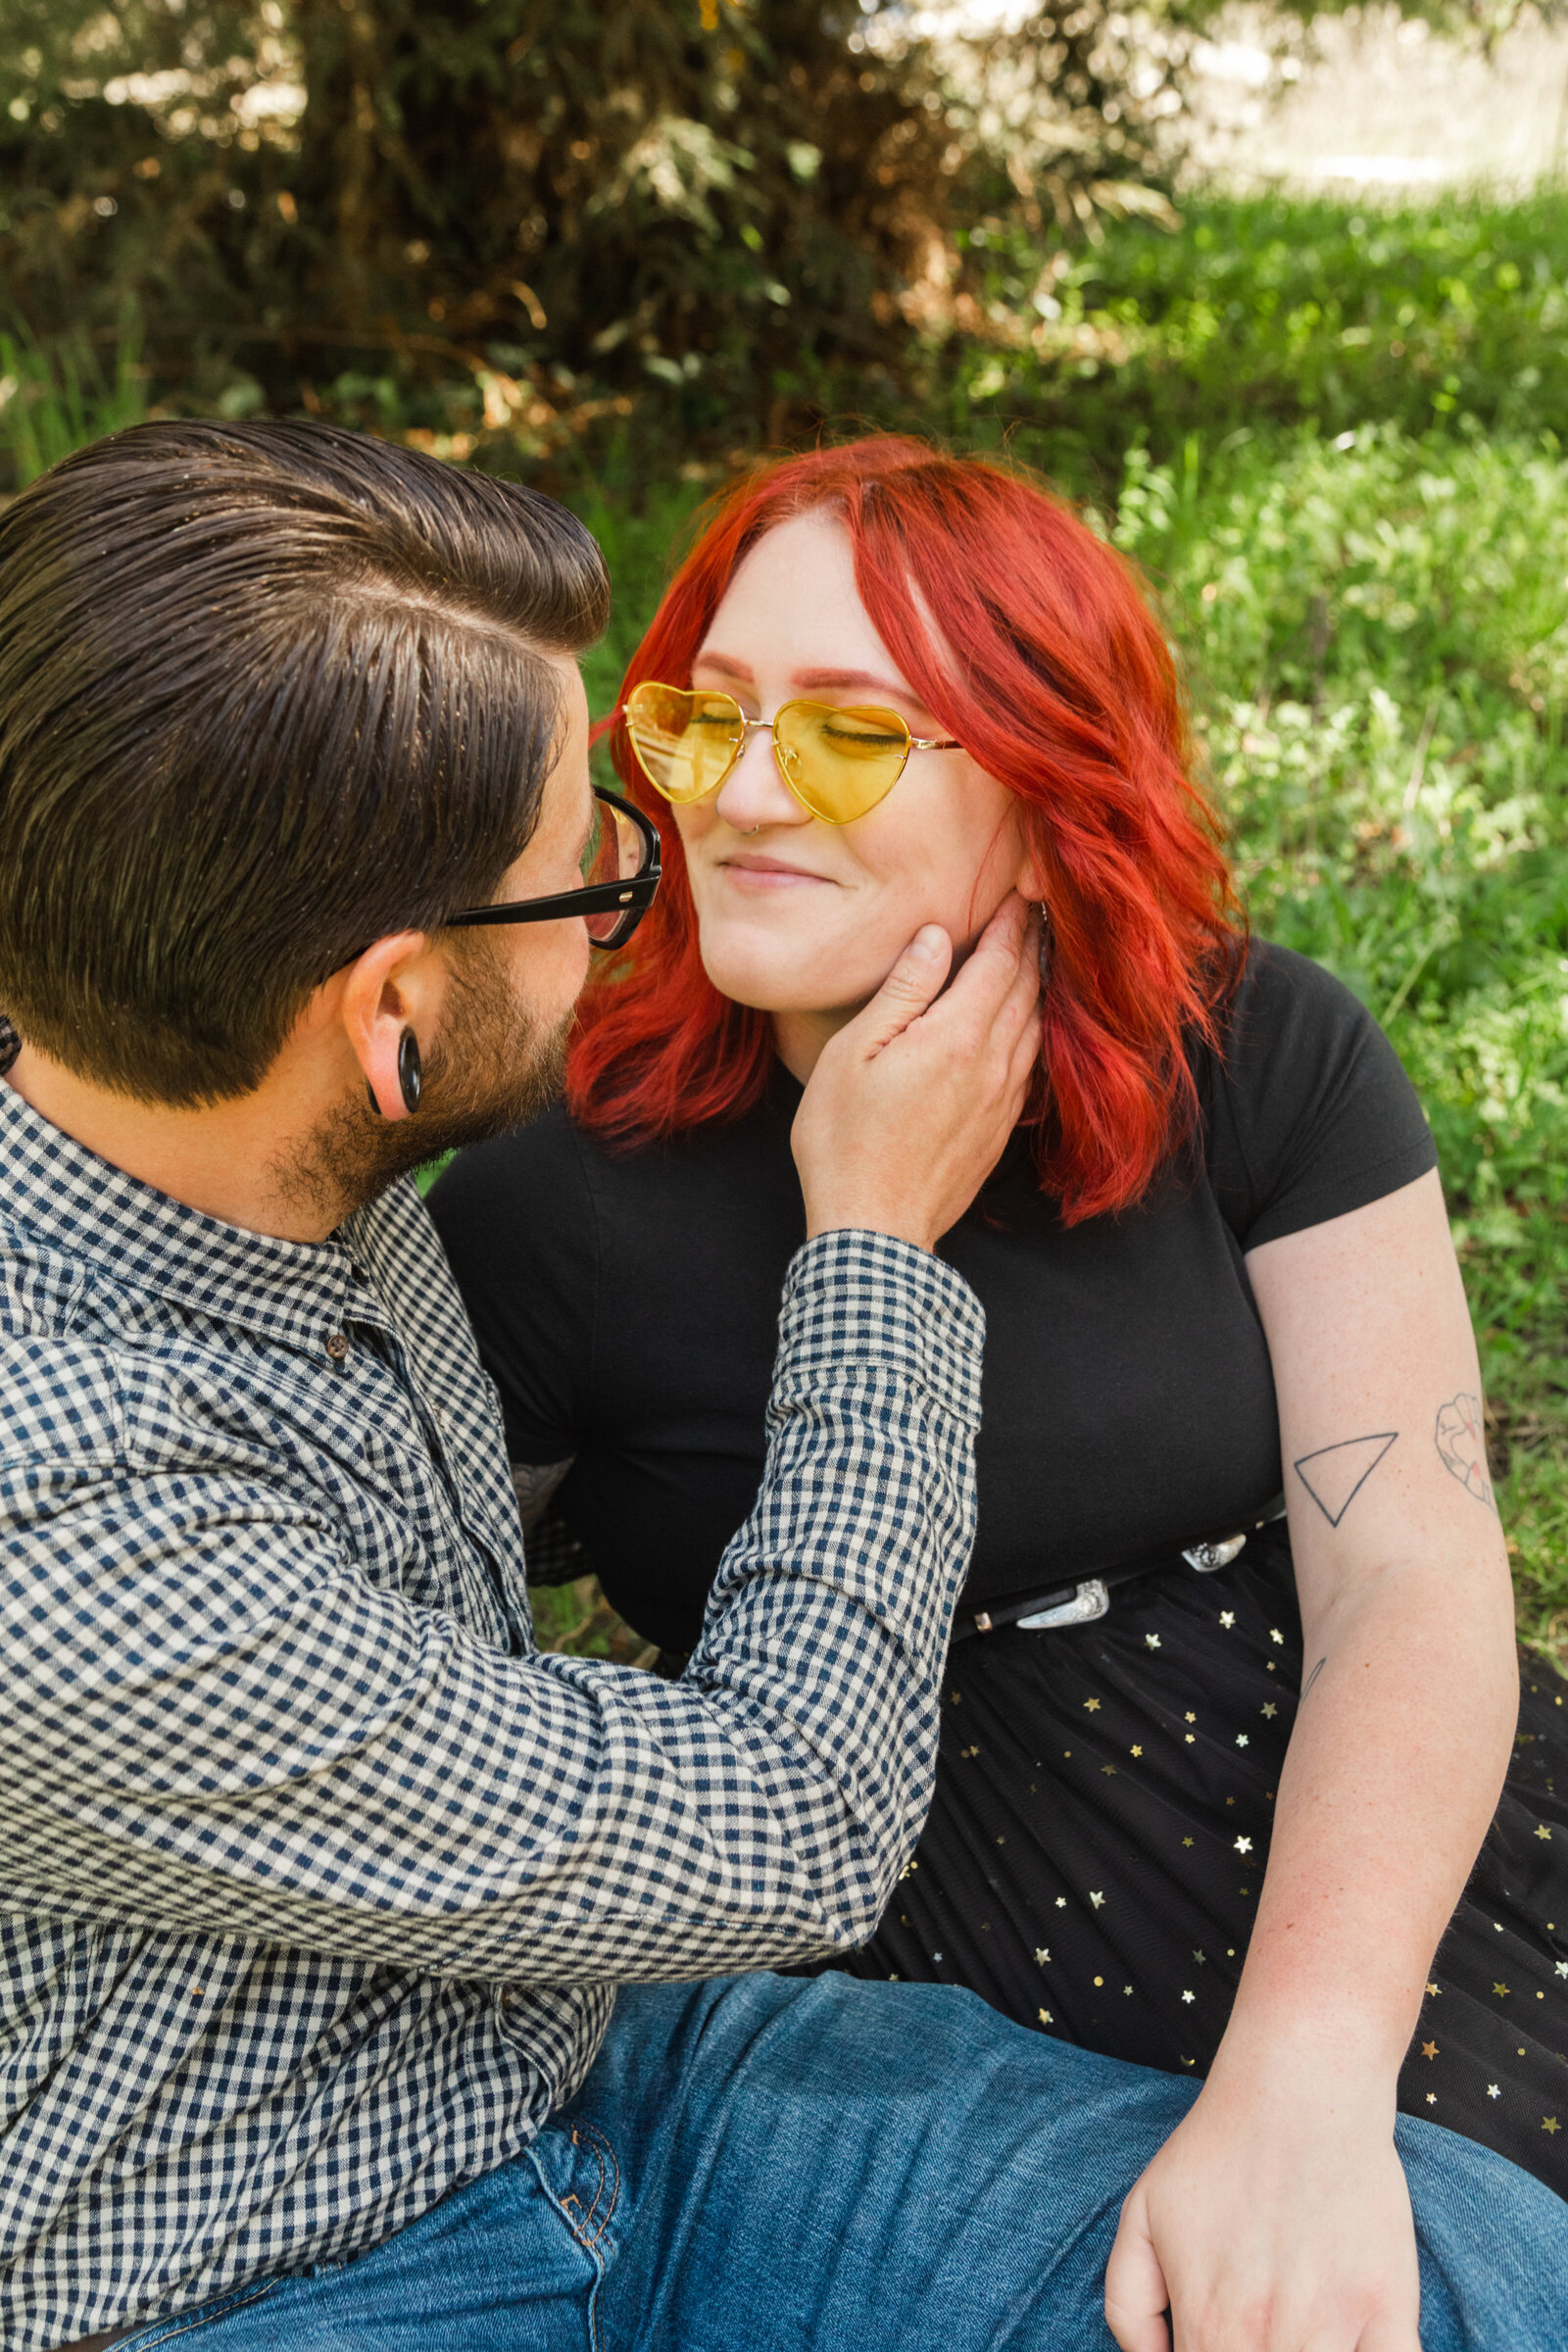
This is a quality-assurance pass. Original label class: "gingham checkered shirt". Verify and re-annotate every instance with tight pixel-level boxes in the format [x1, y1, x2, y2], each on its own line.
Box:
[0, 1046, 984, 2351]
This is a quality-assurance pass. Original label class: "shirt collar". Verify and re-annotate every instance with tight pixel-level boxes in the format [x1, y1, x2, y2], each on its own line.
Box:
[0, 1073, 371, 1358]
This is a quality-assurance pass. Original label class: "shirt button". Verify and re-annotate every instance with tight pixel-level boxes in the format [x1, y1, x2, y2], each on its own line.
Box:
[324, 1331, 351, 1364]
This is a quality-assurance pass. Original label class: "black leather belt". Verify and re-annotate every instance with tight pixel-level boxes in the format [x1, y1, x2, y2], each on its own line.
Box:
[950, 1495, 1288, 1644]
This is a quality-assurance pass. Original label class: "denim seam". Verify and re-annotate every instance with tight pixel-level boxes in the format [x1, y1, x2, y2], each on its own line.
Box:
[546, 2117, 621, 2352]
[560, 2118, 620, 2250]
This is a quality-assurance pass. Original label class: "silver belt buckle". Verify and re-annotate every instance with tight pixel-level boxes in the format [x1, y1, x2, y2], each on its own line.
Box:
[1014, 1578, 1110, 1633]
[1181, 1533, 1247, 1574]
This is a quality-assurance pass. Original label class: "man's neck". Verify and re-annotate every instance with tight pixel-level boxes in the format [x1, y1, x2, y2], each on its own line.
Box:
[5, 1043, 344, 1245]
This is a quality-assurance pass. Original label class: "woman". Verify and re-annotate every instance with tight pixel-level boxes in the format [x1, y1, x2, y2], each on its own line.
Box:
[429, 438, 1568, 2312]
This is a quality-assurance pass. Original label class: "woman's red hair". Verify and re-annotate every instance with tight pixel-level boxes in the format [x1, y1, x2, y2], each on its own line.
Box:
[570, 436, 1240, 1224]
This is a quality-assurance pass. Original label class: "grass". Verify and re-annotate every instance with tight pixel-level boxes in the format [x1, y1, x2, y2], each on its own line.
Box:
[0, 317, 146, 489]
[7, 181, 1566, 1656]
[926, 186, 1568, 490]
[1106, 422, 1568, 1658]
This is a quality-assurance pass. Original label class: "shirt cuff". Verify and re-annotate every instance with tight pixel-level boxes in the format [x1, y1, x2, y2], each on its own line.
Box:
[775, 1229, 985, 1433]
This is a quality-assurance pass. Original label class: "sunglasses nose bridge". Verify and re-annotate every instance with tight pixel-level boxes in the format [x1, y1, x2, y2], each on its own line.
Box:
[711, 712, 811, 831]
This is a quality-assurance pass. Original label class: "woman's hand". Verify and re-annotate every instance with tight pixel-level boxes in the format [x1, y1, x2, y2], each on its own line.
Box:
[1104, 2058, 1420, 2352]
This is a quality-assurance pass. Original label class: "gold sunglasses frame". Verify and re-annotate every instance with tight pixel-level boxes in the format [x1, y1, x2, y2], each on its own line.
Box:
[620, 684, 963, 826]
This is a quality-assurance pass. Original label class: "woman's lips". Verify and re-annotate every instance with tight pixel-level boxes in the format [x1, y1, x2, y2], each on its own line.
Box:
[715, 854, 833, 890]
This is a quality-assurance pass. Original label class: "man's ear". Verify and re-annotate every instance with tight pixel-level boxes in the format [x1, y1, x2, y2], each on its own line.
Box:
[336, 933, 437, 1122]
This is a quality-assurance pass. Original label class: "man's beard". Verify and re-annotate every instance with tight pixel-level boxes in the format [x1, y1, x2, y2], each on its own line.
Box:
[280, 936, 570, 1226]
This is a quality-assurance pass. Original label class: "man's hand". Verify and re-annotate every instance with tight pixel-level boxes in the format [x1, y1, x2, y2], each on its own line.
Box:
[792, 894, 1041, 1252]
[1103, 2065, 1421, 2352]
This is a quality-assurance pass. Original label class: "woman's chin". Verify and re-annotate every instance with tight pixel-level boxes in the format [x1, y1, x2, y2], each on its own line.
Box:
[697, 928, 864, 1019]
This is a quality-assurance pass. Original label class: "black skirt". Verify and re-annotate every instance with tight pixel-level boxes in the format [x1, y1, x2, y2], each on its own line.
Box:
[827, 1532, 1568, 2194]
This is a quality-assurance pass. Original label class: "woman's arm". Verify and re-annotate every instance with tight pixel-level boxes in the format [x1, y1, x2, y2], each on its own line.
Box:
[1106, 1165, 1517, 2352]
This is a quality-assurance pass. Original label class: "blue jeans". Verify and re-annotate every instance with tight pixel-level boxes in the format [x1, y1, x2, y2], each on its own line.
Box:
[116, 1970, 1568, 2350]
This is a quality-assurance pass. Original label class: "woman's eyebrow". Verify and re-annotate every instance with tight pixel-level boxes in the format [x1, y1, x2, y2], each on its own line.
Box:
[790, 665, 922, 703]
[694, 649, 928, 707]
[692, 649, 754, 681]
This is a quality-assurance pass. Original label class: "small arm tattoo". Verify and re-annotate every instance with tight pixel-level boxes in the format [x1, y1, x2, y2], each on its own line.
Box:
[1435, 1394, 1496, 1512]
[1300, 1655, 1326, 1702]
[511, 1455, 574, 1534]
[1292, 1432, 1398, 1526]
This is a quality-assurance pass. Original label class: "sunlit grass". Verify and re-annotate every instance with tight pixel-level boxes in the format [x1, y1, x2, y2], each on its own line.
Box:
[929, 185, 1568, 492]
[0, 318, 145, 489]
[1108, 424, 1568, 1657]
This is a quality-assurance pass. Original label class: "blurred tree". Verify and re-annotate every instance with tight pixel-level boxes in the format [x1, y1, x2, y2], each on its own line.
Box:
[283, 3, 958, 396]
[8, 0, 1499, 452]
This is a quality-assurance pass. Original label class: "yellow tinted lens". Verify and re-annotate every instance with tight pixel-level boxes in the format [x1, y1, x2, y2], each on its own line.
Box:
[772, 701, 911, 824]
[625, 682, 744, 804]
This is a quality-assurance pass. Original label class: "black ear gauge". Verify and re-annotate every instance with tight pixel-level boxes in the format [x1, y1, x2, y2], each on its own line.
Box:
[366, 1080, 382, 1116]
[397, 1027, 423, 1114]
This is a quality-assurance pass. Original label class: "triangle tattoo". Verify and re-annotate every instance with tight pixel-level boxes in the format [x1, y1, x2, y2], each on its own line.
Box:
[1293, 1433, 1399, 1527]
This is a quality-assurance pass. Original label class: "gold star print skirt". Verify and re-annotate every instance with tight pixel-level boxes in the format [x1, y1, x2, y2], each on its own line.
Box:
[817, 1528, 1568, 2193]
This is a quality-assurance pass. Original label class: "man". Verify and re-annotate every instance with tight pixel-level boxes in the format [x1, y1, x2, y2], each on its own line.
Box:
[0, 422, 1561, 2352]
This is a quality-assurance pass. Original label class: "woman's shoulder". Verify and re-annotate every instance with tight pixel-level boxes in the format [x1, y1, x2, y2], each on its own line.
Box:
[1221, 935, 1372, 1042]
[1210, 935, 1414, 1111]
[428, 1100, 596, 1239]
[423, 1103, 606, 1363]
[1200, 937, 1437, 1250]
[428, 1080, 803, 1267]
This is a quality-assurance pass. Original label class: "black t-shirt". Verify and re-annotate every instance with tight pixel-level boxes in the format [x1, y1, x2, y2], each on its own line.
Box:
[429, 943, 1438, 1654]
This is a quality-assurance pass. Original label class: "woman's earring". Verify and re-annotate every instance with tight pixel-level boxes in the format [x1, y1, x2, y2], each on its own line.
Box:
[397, 1027, 423, 1114]
[1035, 903, 1054, 988]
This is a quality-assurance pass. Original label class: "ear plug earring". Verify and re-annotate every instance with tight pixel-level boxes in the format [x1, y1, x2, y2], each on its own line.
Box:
[397, 1027, 423, 1113]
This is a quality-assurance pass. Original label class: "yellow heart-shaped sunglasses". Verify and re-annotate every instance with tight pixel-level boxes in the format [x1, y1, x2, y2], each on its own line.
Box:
[622, 680, 962, 827]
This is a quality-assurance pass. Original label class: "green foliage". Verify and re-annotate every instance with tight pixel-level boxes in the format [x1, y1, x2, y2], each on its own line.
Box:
[1102, 421, 1568, 1654]
[0, 318, 146, 486]
[291, 182, 1568, 501]
[0, 0, 289, 369]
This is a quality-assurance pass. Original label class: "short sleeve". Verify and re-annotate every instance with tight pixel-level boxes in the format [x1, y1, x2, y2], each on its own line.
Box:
[425, 1107, 598, 1463]
[1203, 941, 1438, 1251]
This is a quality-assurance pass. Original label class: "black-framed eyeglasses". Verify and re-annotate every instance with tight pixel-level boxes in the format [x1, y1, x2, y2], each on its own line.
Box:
[444, 785, 661, 955]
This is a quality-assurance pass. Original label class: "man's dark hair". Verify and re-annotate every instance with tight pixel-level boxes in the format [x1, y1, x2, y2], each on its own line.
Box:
[0, 419, 609, 1104]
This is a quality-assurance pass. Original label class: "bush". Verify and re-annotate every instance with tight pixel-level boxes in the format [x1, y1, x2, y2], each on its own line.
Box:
[0, 0, 1227, 458]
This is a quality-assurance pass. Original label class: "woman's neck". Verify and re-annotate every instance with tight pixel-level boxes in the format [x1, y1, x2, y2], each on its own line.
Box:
[771, 1006, 858, 1085]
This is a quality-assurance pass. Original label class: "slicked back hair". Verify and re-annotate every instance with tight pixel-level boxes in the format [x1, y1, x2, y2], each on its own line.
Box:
[0, 419, 609, 1104]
